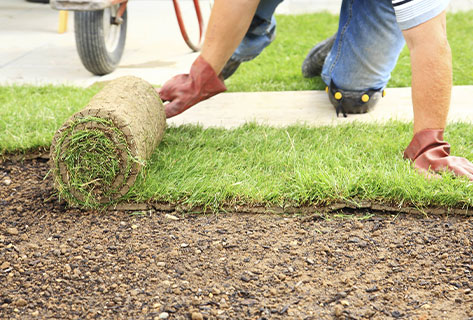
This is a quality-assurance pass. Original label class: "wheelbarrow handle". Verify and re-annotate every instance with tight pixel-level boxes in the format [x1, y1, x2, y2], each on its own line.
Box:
[172, 0, 204, 52]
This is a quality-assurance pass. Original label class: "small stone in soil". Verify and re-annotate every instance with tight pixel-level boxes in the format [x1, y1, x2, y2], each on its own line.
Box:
[3, 178, 12, 186]
[334, 305, 343, 317]
[14, 298, 27, 307]
[392, 311, 403, 318]
[164, 214, 179, 221]
[191, 312, 204, 320]
[6, 227, 19, 235]
[158, 312, 169, 319]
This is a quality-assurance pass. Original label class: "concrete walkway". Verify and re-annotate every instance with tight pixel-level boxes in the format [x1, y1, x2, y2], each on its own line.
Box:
[167, 86, 473, 128]
[0, 0, 207, 86]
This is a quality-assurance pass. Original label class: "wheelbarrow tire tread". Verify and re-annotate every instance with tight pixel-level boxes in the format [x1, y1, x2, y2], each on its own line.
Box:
[74, 9, 127, 76]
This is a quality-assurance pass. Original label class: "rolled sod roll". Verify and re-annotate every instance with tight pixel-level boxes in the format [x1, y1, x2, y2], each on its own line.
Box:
[50, 76, 166, 207]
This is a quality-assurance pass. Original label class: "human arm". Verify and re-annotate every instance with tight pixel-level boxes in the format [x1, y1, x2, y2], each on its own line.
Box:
[402, 11, 451, 134]
[402, 11, 473, 180]
[200, 0, 261, 74]
[159, 0, 260, 118]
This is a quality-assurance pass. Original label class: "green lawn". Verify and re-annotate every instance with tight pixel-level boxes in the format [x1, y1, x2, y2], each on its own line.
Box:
[2, 12, 473, 210]
[0, 85, 99, 154]
[226, 11, 473, 91]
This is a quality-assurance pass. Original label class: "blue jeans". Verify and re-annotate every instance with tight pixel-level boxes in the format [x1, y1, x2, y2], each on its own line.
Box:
[231, 0, 405, 91]
[230, 0, 283, 62]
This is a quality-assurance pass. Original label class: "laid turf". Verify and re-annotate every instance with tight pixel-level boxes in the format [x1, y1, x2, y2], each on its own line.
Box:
[127, 122, 473, 210]
[2, 85, 473, 209]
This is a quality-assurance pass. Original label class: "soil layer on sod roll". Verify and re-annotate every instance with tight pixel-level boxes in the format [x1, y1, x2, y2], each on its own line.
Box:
[50, 76, 166, 208]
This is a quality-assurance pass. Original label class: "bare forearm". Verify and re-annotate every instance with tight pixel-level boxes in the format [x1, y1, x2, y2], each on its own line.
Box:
[201, 0, 260, 74]
[402, 11, 452, 134]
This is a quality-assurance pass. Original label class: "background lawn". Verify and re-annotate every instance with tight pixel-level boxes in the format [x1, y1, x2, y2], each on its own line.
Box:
[226, 11, 473, 91]
[1, 12, 473, 210]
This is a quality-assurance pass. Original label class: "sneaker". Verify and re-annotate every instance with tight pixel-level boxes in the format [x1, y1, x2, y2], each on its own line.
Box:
[301, 34, 336, 78]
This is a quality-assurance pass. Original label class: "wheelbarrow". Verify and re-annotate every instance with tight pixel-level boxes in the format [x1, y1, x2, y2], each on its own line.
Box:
[50, 0, 206, 75]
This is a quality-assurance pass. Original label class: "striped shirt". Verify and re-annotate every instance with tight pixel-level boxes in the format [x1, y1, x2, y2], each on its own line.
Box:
[392, 0, 450, 30]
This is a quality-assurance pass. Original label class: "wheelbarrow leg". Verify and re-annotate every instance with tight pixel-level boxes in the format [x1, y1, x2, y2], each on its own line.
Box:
[58, 10, 68, 33]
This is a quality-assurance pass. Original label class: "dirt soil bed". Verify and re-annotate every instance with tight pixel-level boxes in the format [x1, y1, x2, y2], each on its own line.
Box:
[1, 160, 473, 320]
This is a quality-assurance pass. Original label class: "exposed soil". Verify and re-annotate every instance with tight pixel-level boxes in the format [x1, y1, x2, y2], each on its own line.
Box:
[1, 159, 473, 320]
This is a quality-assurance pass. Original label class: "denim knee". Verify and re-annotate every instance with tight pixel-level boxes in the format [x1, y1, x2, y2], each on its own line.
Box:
[321, 0, 405, 91]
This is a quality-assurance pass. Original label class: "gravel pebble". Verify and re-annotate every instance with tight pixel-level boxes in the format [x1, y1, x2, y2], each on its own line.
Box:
[334, 305, 344, 317]
[14, 298, 27, 307]
[6, 227, 19, 235]
[158, 312, 169, 319]
[191, 312, 204, 320]
[164, 214, 179, 221]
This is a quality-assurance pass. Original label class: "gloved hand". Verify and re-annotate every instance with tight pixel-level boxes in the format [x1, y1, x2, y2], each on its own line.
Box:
[404, 129, 473, 180]
[158, 55, 227, 118]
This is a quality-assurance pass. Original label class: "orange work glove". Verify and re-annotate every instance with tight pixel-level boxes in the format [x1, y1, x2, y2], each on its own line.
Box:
[404, 129, 473, 180]
[158, 55, 227, 118]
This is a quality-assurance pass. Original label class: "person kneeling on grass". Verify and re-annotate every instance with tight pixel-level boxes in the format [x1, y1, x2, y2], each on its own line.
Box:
[158, 0, 473, 181]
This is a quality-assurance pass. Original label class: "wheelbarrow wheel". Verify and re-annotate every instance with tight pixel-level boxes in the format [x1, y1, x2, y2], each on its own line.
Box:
[74, 5, 127, 76]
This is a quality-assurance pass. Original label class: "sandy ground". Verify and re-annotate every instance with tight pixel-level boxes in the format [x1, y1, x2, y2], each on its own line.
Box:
[1, 160, 473, 320]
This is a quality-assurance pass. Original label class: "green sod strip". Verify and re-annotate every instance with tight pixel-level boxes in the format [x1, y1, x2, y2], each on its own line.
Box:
[126, 122, 473, 210]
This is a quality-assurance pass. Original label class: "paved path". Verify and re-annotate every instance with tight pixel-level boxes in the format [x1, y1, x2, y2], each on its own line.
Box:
[0, 0, 205, 86]
[168, 86, 473, 128]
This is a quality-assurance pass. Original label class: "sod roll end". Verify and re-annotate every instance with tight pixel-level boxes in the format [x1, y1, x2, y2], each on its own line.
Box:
[50, 76, 166, 208]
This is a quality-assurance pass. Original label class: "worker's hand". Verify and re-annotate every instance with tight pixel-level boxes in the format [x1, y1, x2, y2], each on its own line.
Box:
[404, 129, 473, 180]
[158, 56, 227, 118]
